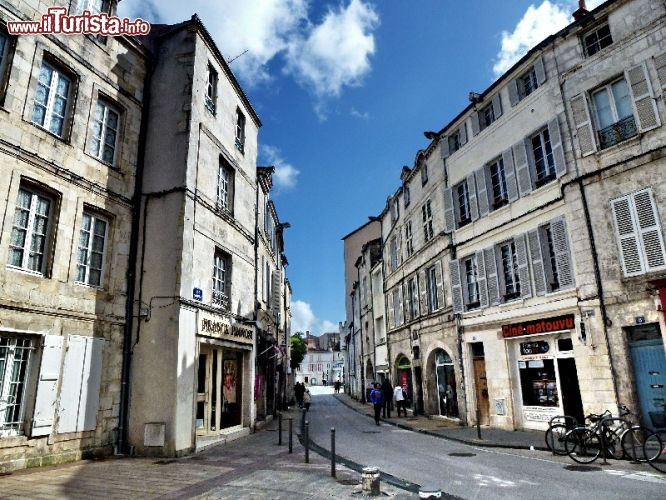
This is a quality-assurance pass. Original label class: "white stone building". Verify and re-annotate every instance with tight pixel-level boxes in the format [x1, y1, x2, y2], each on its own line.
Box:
[0, 0, 147, 471]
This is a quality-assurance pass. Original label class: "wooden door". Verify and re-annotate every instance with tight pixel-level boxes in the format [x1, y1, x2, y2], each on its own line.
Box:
[473, 358, 490, 425]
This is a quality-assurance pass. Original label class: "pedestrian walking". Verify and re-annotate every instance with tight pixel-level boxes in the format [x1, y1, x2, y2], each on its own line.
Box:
[369, 383, 384, 425]
[334, 380, 341, 393]
[381, 378, 393, 418]
[295, 382, 305, 408]
[303, 388, 312, 411]
[393, 384, 407, 417]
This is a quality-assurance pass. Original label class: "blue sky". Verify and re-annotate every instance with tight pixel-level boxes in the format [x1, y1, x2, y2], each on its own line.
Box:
[119, 0, 602, 336]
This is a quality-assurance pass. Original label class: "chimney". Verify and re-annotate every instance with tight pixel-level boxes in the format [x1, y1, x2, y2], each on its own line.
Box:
[573, 0, 589, 21]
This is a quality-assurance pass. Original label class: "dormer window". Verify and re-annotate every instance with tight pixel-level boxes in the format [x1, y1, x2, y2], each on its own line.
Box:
[235, 108, 246, 154]
[205, 63, 217, 115]
[583, 22, 613, 57]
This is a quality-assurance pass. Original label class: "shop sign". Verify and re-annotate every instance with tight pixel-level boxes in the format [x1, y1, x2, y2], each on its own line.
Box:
[198, 311, 253, 344]
[520, 341, 549, 356]
[502, 314, 575, 338]
[523, 406, 560, 422]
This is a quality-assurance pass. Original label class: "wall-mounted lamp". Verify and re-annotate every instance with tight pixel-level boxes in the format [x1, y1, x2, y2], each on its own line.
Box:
[468, 92, 482, 103]
[578, 321, 587, 344]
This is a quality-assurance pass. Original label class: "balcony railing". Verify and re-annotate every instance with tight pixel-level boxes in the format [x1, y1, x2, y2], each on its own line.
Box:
[212, 290, 229, 309]
[598, 115, 637, 149]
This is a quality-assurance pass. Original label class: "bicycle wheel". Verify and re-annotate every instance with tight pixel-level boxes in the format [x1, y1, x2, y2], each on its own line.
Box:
[545, 424, 568, 455]
[644, 431, 666, 474]
[600, 427, 623, 460]
[565, 428, 601, 464]
[621, 426, 651, 462]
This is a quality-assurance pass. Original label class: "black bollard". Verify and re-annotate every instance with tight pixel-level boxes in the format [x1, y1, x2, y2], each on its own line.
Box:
[301, 408, 306, 435]
[476, 406, 482, 440]
[305, 421, 310, 464]
[331, 427, 336, 477]
[288, 417, 293, 454]
[278, 412, 283, 445]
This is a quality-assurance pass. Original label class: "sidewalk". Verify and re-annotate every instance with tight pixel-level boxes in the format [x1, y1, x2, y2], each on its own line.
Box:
[334, 393, 547, 451]
[0, 407, 414, 499]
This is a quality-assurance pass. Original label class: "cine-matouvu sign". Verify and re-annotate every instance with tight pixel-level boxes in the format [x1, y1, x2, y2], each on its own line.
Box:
[501, 314, 575, 338]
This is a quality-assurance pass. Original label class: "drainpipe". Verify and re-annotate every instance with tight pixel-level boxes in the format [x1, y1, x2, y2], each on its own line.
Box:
[358, 268, 366, 404]
[117, 48, 153, 455]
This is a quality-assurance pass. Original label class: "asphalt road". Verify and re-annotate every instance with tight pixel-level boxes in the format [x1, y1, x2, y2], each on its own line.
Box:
[304, 389, 666, 499]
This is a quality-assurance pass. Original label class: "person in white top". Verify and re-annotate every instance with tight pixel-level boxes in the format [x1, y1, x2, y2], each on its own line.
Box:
[393, 384, 407, 417]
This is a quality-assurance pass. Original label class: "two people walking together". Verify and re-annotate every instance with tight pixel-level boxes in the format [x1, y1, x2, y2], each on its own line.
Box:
[369, 379, 408, 425]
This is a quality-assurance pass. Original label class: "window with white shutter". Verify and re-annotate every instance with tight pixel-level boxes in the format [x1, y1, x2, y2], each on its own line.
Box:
[611, 188, 666, 277]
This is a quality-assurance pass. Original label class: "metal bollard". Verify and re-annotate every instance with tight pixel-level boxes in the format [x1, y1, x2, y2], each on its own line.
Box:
[288, 417, 293, 454]
[476, 406, 482, 440]
[361, 466, 380, 496]
[278, 412, 283, 445]
[305, 421, 310, 464]
[419, 486, 442, 499]
[331, 427, 336, 477]
[301, 408, 306, 435]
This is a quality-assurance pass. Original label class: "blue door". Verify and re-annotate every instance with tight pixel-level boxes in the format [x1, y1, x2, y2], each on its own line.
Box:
[630, 339, 666, 429]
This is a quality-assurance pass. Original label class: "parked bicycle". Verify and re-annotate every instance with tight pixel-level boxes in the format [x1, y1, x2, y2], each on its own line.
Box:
[545, 414, 578, 456]
[643, 403, 666, 474]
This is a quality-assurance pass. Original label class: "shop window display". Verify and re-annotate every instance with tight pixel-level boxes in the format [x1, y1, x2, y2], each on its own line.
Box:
[519, 358, 558, 407]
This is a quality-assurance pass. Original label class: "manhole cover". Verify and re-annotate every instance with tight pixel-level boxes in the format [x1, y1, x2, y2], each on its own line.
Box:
[448, 452, 476, 457]
[564, 465, 602, 472]
[362, 430, 381, 434]
[338, 479, 359, 486]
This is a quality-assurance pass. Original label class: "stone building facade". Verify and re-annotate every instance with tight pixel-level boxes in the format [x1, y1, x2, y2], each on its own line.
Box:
[344, 0, 666, 432]
[0, 0, 147, 470]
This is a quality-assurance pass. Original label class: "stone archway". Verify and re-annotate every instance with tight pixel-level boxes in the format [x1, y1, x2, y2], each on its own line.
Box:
[394, 354, 413, 404]
[426, 348, 459, 418]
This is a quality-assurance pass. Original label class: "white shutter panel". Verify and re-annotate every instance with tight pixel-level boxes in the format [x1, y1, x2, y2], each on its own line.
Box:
[509, 80, 519, 107]
[271, 269, 282, 311]
[570, 94, 597, 155]
[57, 336, 87, 433]
[79, 337, 103, 431]
[492, 94, 502, 119]
[476, 250, 488, 308]
[513, 139, 533, 196]
[467, 174, 479, 221]
[440, 137, 450, 159]
[551, 217, 575, 289]
[549, 117, 567, 178]
[435, 261, 445, 311]
[471, 112, 480, 136]
[449, 260, 464, 314]
[443, 186, 455, 232]
[625, 63, 661, 132]
[418, 271, 428, 315]
[527, 229, 547, 296]
[534, 56, 546, 85]
[459, 123, 468, 145]
[611, 195, 644, 276]
[484, 247, 501, 305]
[30, 335, 64, 437]
[503, 148, 519, 202]
[387, 291, 395, 329]
[402, 281, 410, 322]
[633, 189, 666, 272]
[654, 52, 666, 89]
[515, 235, 532, 299]
[475, 168, 489, 217]
[397, 287, 404, 325]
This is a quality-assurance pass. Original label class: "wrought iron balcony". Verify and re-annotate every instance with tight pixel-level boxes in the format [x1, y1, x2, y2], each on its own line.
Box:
[212, 290, 229, 309]
[598, 115, 637, 149]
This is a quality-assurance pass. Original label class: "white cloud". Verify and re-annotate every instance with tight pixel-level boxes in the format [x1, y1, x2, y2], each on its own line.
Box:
[119, 0, 379, 112]
[350, 107, 370, 120]
[493, 1, 605, 77]
[260, 145, 300, 191]
[291, 300, 338, 336]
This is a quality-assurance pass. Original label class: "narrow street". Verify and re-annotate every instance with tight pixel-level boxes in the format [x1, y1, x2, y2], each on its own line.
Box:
[305, 389, 665, 499]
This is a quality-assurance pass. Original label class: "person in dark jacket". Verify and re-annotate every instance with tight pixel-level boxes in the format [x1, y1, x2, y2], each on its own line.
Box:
[381, 378, 393, 418]
[294, 382, 305, 408]
[369, 383, 384, 425]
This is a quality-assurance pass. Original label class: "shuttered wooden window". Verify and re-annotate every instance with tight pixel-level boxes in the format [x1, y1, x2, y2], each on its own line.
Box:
[611, 188, 666, 277]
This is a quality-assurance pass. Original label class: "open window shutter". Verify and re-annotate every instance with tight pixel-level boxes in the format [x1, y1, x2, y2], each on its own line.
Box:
[551, 217, 575, 289]
[633, 189, 666, 272]
[435, 261, 445, 310]
[449, 260, 464, 314]
[271, 269, 281, 311]
[402, 281, 410, 322]
[467, 174, 479, 221]
[397, 288, 404, 325]
[30, 335, 64, 437]
[509, 80, 519, 107]
[471, 112, 480, 136]
[548, 117, 567, 178]
[625, 63, 661, 132]
[513, 139, 533, 196]
[57, 336, 87, 433]
[503, 148, 519, 202]
[570, 94, 597, 155]
[534, 56, 546, 85]
[440, 137, 450, 159]
[475, 168, 489, 217]
[492, 94, 502, 119]
[515, 235, 532, 299]
[459, 123, 468, 145]
[476, 250, 488, 308]
[387, 290, 395, 329]
[443, 187, 455, 232]
[484, 247, 501, 305]
[418, 270, 428, 314]
[527, 229, 547, 296]
[79, 337, 104, 431]
[654, 52, 666, 89]
[611, 195, 644, 276]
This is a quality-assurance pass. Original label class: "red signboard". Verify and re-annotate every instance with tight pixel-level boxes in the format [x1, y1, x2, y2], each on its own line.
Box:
[502, 314, 575, 338]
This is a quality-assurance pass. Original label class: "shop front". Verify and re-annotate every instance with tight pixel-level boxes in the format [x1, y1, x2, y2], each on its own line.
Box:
[504, 314, 584, 430]
[395, 354, 413, 405]
[196, 311, 254, 436]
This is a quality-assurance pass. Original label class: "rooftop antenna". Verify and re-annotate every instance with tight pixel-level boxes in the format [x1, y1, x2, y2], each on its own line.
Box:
[227, 49, 248, 65]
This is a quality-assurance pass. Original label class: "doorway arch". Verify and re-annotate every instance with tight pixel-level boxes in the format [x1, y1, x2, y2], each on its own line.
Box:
[431, 349, 458, 418]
